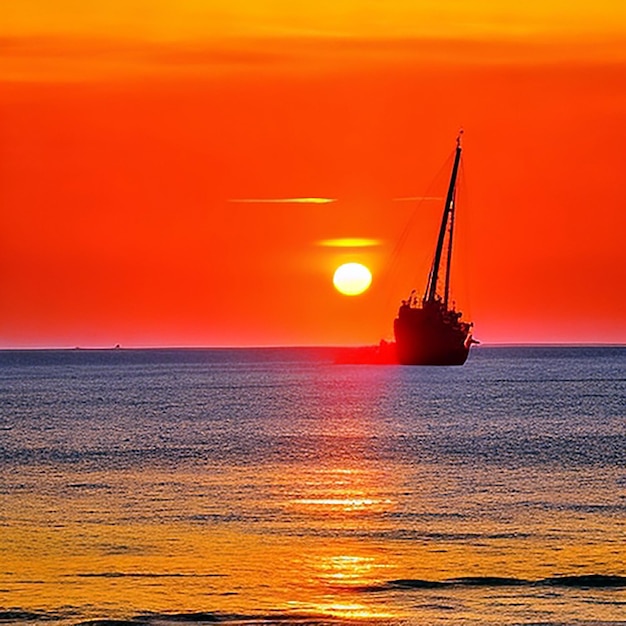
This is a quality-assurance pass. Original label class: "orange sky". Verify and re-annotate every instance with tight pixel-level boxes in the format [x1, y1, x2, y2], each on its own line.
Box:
[1, 1, 625, 347]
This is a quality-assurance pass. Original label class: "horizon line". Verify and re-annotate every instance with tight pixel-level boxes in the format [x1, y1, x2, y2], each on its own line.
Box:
[1, 342, 624, 351]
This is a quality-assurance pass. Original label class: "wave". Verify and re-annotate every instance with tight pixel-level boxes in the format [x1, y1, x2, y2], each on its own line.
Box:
[0, 611, 50, 622]
[374, 574, 626, 591]
[72, 572, 226, 579]
[74, 621, 147, 626]
[542, 574, 626, 588]
[76, 612, 356, 625]
[1, 610, 356, 626]
[5, 585, 626, 626]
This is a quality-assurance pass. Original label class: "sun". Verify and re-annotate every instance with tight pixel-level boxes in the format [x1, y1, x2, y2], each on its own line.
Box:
[333, 263, 372, 296]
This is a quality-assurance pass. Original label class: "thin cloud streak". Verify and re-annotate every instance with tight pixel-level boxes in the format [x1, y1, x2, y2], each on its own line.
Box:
[317, 238, 381, 247]
[393, 196, 442, 202]
[229, 197, 337, 204]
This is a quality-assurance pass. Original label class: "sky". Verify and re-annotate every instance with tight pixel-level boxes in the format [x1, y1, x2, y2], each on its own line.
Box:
[1, 1, 625, 347]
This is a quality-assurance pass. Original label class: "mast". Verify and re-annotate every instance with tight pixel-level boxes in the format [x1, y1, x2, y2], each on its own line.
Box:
[425, 132, 462, 304]
[443, 185, 456, 308]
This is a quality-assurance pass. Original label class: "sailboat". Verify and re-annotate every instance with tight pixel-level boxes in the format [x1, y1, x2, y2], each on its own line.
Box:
[393, 133, 476, 365]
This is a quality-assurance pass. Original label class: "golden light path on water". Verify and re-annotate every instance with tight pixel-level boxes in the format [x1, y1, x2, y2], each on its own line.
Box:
[282, 465, 398, 620]
[3, 455, 626, 623]
[1, 467, 400, 620]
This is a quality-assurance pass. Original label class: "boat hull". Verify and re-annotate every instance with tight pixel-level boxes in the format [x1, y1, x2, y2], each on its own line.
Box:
[394, 306, 470, 366]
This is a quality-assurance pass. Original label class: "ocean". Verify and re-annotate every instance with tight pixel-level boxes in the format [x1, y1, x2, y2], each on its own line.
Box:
[0, 346, 624, 625]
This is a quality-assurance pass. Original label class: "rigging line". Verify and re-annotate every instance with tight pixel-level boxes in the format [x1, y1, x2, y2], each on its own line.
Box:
[456, 158, 475, 321]
[443, 183, 457, 309]
[380, 148, 457, 313]
[388, 151, 455, 271]
[426, 139, 462, 304]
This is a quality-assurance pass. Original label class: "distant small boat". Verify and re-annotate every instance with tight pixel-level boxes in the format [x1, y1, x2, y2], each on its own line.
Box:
[393, 133, 477, 365]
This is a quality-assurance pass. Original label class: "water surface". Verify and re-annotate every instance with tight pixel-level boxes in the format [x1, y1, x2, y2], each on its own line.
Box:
[1, 346, 624, 624]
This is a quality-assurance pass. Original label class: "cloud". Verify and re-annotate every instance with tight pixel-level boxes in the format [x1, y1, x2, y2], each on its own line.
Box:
[3, 33, 626, 82]
[393, 196, 442, 202]
[229, 197, 337, 204]
[317, 238, 381, 247]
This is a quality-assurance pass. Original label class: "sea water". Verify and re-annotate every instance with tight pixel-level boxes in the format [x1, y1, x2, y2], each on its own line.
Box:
[0, 346, 624, 625]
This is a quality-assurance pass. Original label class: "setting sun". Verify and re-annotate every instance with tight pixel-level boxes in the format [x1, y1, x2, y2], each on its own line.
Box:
[333, 263, 372, 296]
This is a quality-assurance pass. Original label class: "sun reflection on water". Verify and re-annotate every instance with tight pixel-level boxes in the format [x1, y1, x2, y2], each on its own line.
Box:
[288, 599, 396, 621]
[319, 554, 377, 585]
[272, 371, 406, 621]
[287, 552, 396, 621]
[285, 465, 397, 517]
[292, 496, 392, 510]
[278, 460, 402, 620]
